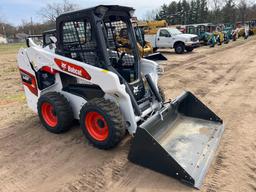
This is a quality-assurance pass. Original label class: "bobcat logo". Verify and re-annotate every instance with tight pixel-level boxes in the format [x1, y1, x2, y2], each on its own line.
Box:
[133, 86, 139, 95]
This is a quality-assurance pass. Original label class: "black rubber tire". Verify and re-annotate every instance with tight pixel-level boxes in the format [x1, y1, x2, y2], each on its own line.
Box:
[185, 47, 194, 52]
[158, 86, 166, 102]
[37, 92, 73, 134]
[217, 38, 222, 45]
[174, 43, 185, 54]
[209, 43, 215, 48]
[79, 98, 126, 150]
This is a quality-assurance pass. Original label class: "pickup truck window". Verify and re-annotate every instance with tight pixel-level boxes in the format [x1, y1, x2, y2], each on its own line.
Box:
[159, 29, 170, 37]
[167, 28, 182, 35]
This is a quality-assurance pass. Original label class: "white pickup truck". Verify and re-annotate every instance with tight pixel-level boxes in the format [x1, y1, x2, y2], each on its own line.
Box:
[145, 28, 200, 54]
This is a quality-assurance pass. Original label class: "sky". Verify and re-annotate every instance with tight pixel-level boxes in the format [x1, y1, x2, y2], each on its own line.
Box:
[0, 0, 175, 26]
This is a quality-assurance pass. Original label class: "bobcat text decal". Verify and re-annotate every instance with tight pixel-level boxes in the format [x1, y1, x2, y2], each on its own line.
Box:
[54, 58, 91, 80]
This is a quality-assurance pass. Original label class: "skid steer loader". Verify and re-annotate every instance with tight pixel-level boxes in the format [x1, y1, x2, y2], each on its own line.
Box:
[17, 5, 224, 189]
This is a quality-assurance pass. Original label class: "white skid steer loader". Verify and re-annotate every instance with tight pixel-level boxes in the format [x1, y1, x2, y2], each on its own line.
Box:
[17, 5, 224, 188]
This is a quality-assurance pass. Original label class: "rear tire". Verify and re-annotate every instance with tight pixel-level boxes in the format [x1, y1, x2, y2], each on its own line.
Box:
[174, 43, 185, 54]
[80, 98, 126, 149]
[37, 92, 73, 133]
[185, 47, 194, 52]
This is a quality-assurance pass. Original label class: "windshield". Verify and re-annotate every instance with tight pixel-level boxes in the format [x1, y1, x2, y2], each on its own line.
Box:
[167, 28, 182, 35]
[102, 15, 139, 82]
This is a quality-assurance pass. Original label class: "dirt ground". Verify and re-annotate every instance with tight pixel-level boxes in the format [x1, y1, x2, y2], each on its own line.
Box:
[0, 37, 256, 192]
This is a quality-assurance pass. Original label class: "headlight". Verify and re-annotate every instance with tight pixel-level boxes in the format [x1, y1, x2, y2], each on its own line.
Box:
[191, 37, 199, 42]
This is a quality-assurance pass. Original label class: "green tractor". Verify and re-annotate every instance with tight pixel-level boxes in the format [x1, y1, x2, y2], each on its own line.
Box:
[223, 26, 233, 40]
[186, 25, 197, 34]
[196, 24, 216, 47]
[185, 24, 216, 47]
[217, 24, 232, 43]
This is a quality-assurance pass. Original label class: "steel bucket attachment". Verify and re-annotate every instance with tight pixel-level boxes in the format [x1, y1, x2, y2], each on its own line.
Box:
[144, 52, 167, 61]
[128, 91, 224, 188]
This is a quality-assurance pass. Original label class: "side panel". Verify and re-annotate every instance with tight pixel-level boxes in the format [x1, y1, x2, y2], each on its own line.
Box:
[169, 38, 175, 48]
[17, 48, 39, 113]
[157, 36, 171, 48]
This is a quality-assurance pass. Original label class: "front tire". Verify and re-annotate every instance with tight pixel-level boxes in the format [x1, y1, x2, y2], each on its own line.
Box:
[37, 92, 73, 133]
[174, 43, 185, 54]
[80, 98, 126, 149]
[185, 47, 194, 52]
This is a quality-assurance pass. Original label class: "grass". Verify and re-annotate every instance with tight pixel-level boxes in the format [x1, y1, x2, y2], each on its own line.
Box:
[0, 43, 26, 54]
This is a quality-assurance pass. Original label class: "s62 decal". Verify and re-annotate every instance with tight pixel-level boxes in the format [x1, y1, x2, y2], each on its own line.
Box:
[19, 68, 38, 96]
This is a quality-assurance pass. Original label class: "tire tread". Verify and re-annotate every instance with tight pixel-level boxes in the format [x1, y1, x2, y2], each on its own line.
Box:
[79, 98, 126, 149]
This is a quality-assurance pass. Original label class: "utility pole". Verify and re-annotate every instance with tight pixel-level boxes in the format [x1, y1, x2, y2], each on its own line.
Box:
[30, 17, 33, 35]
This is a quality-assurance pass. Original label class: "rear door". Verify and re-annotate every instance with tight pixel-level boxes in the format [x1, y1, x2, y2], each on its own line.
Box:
[156, 29, 171, 48]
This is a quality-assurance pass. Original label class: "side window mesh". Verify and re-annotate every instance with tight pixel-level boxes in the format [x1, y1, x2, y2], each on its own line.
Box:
[62, 21, 98, 66]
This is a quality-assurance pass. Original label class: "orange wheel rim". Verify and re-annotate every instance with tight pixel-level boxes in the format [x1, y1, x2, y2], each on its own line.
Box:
[41, 102, 58, 127]
[85, 112, 109, 141]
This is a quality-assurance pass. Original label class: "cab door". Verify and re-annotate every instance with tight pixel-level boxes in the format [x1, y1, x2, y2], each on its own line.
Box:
[156, 29, 171, 48]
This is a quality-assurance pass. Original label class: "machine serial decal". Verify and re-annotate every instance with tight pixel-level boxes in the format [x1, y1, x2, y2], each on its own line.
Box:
[54, 58, 91, 80]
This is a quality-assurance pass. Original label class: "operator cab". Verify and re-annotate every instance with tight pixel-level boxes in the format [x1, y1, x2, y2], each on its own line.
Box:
[55, 5, 146, 104]
[55, 5, 140, 84]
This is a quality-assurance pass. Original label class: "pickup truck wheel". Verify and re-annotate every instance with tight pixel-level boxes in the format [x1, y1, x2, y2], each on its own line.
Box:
[185, 47, 194, 52]
[174, 43, 185, 54]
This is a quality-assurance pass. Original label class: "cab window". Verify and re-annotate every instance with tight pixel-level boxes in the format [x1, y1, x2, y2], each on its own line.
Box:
[159, 29, 170, 37]
[61, 20, 98, 66]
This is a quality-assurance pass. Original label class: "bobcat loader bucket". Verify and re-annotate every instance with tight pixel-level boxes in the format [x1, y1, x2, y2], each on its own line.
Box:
[128, 91, 224, 188]
[144, 52, 167, 61]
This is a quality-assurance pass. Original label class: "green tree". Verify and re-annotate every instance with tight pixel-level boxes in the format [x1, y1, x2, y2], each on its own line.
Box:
[188, 0, 197, 24]
[195, 0, 201, 23]
[181, 0, 190, 24]
[154, 0, 256, 26]
[200, 0, 208, 23]
[238, 0, 248, 24]
[157, 4, 169, 22]
[176, 1, 183, 24]
[168, 2, 178, 24]
[222, 0, 236, 23]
